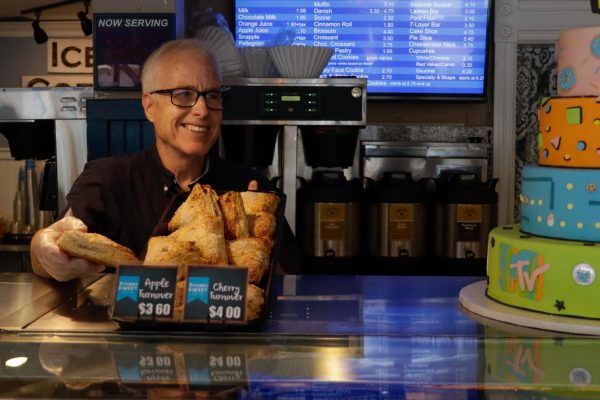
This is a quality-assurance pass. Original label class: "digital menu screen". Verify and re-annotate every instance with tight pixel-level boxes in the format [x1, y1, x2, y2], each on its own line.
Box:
[235, 0, 491, 99]
[93, 14, 176, 90]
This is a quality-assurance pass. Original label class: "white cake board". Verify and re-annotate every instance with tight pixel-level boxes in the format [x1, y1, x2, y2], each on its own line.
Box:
[460, 281, 600, 336]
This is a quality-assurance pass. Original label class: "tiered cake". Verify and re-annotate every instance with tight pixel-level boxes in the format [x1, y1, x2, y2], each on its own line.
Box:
[486, 27, 600, 320]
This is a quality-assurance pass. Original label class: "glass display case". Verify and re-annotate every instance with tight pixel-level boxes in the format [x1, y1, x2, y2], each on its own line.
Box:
[0, 273, 597, 399]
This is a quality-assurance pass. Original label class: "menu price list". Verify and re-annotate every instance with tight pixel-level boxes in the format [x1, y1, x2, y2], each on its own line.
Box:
[235, 0, 489, 95]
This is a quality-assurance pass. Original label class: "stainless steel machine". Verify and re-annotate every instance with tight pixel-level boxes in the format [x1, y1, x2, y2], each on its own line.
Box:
[361, 140, 494, 274]
[222, 77, 367, 233]
[0, 87, 92, 216]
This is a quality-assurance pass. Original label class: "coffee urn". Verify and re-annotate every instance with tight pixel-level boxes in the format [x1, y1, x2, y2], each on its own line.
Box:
[433, 172, 498, 274]
[297, 170, 362, 273]
[365, 172, 429, 273]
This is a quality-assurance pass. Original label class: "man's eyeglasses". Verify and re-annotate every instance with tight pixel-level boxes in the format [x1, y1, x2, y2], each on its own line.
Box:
[150, 87, 228, 110]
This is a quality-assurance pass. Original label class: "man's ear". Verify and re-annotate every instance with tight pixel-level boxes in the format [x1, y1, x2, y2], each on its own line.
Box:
[141, 93, 155, 123]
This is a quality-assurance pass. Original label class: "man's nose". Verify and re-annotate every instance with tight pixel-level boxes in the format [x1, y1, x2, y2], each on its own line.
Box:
[191, 95, 210, 116]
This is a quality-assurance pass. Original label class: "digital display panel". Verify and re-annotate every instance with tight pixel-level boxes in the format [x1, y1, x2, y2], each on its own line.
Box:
[235, 1, 491, 100]
[282, 95, 302, 101]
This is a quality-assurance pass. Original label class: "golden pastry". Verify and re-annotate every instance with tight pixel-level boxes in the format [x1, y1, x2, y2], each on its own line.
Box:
[247, 283, 266, 321]
[169, 219, 228, 265]
[240, 191, 280, 214]
[218, 191, 250, 240]
[226, 237, 272, 283]
[143, 236, 210, 265]
[247, 211, 277, 239]
[57, 230, 139, 268]
[168, 184, 221, 231]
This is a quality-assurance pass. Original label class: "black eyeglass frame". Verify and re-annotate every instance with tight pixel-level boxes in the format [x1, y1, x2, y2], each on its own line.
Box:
[150, 87, 229, 110]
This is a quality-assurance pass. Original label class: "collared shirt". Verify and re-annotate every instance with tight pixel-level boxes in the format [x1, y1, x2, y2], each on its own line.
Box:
[64, 147, 300, 273]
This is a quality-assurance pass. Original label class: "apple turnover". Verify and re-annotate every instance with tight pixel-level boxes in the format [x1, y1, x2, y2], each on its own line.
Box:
[167, 184, 222, 231]
[143, 236, 211, 265]
[57, 230, 139, 268]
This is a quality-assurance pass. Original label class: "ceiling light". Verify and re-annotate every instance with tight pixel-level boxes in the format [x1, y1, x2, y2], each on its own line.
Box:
[21, 0, 93, 42]
[32, 12, 48, 44]
[77, 0, 92, 36]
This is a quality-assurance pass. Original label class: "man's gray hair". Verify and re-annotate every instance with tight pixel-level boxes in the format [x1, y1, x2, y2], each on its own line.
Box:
[141, 38, 222, 92]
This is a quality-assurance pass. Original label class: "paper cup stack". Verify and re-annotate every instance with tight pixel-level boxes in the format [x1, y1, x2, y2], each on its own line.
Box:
[240, 47, 279, 78]
[268, 46, 333, 78]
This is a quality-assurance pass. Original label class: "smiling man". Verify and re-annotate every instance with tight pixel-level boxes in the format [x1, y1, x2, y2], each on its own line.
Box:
[30, 39, 299, 281]
[141, 40, 222, 188]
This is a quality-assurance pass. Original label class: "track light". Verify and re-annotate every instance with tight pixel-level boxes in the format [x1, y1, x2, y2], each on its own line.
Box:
[32, 12, 48, 44]
[77, 0, 92, 36]
[22, 0, 93, 43]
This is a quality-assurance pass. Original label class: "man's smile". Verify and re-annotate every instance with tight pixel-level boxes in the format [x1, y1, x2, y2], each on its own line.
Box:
[183, 124, 208, 133]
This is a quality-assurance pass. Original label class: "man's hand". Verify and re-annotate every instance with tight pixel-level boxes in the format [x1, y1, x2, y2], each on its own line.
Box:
[247, 180, 258, 191]
[30, 216, 105, 282]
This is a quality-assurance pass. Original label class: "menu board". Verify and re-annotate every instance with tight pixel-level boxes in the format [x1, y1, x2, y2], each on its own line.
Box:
[235, 0, 490, 98]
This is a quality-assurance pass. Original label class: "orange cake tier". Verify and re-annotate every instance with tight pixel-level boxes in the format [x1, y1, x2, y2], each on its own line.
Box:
[538, 96, 600, 168]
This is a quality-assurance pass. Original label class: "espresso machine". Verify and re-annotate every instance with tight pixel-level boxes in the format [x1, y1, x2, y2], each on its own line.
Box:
[222, 77, 367, 273]
[0, 87, 91, 241]
[222, 77, 366, 228]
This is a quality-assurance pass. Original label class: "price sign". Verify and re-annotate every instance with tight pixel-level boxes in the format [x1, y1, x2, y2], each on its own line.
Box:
[113, 348, 180, 384]
[184, 351, 248, 385]
[184, 266, 249, 323]
[111, 265, 178, 321]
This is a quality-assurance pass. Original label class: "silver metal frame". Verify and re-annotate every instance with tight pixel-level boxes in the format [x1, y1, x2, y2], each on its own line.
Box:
[0, 87, 92, 212]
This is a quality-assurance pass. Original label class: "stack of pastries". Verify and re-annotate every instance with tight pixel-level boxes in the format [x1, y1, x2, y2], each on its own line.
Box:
[143, 184, 280, 320]
[57, 184, 281, 322]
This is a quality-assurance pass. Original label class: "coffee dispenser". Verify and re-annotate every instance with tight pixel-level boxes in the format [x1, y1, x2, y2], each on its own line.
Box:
[221, 78, 367, 275]
[364, 172, 429, 273]
[297, 170, 362, 273]
[296, 123, 362, 273]
[432, 171, 498, 272]
[222, 77, 367, 235]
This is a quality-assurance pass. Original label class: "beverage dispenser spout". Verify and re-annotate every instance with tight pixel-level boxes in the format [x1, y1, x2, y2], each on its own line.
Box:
[301, 126, 359, 168]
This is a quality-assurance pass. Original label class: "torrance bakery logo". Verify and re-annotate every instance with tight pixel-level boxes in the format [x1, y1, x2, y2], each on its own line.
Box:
[187, 277, 210, 304]
[117, 275, 140, 302]
[497, 244, 550, 300]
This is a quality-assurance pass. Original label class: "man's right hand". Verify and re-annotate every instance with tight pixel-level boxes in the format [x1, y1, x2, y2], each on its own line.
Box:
[30, 216, 105, 282]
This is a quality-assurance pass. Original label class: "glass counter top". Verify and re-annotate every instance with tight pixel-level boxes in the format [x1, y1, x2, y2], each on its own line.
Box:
[0, 273, 598, 399]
